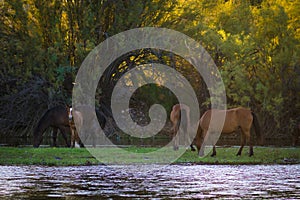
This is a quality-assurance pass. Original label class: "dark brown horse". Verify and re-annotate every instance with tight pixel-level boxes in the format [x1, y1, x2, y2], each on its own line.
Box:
[33, 105, 71, 148]
[170, 104, 195, 151]
[33, 105, 106, 148]
[195, 107, 262, 157]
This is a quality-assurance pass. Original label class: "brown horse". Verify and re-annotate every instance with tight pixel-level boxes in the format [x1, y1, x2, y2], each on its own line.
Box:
[33, 105, 106, 148]
[69, 105, 108, 147]
[195, 107, 262, 157]
[67, 107, 84, 148]
[170, 104, 195, 151]
[33, 105, 71, 148]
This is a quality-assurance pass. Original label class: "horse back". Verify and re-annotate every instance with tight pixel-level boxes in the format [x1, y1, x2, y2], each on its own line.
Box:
[49, 105, 69, 127]
[200, 107, 252, 133]
[36, 105, 68, 131]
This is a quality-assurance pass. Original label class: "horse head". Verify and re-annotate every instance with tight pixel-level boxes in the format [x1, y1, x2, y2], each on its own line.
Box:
[33, 126, 42, 148]
[68, 107, 73, 121]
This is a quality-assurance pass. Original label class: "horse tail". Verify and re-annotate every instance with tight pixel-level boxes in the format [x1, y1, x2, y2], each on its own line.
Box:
[251, 112, 263, 145]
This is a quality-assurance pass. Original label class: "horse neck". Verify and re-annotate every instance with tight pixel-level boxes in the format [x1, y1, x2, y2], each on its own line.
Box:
[34, 110, 52, 136]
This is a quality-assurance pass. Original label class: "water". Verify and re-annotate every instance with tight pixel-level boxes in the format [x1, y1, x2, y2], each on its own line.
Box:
[0, 165, 299, 199]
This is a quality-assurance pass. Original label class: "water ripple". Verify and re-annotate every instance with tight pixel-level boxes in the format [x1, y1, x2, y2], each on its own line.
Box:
[0, 165, 299, 199]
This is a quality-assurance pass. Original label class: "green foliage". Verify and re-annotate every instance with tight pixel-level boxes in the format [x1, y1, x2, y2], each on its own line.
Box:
[1, 0, 299, 139]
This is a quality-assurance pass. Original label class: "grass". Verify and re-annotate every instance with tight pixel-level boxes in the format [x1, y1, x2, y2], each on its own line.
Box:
[0, 146, 299, 166]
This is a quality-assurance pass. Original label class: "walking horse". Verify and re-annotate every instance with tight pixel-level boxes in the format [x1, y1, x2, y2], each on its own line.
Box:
[195, 107, 262, 157]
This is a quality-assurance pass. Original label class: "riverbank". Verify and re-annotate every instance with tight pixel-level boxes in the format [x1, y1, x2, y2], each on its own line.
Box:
[0, 146, 299, 166]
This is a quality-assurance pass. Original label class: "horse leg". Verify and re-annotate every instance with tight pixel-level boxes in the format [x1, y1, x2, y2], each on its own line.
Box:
[75, 128, 84, 148]
[190, 144, 196, 151]
[198, 130, 207, 157]
[249, 145, 254, 156]
[70, 128, 75, 148]
[194, 126, 202, 154]
[174, 132, 179, 150]
[236, 129, 250, 156]
[52, 127, 58, 147]
[185, 131, 195, 151]
[78, 136, 85, 148]
[211, 145, 216, 157]
[60, 126, 71, 147]
[173, 123, 179, 151]
[185, 128, 195, 151]
[237, 130, 246, 156]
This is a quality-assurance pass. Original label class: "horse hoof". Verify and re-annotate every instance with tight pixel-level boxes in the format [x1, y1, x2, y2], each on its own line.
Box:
[198, 150, 205, 157]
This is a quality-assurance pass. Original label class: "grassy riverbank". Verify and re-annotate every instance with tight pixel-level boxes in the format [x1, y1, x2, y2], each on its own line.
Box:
[0, 146, 299, 166]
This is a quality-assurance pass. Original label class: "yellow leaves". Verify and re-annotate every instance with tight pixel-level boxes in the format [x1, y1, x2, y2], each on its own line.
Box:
[234, 36, 243, 46]
[217, 29, 229, 41]
[130, 56, 135, 61]
[271, 36, 279, 46]
[267, 56, 272, 63]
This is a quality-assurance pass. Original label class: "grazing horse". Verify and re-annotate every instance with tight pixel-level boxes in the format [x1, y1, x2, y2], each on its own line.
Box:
[195, 107, 262, 157]
[33, 105, 107, 148]
[33, 105, 71, 148]
[170, 104, 195, 151]
[67, 107, 84, 148]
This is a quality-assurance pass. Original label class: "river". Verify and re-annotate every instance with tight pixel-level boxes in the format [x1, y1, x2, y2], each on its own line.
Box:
[0, 164, 299, 199]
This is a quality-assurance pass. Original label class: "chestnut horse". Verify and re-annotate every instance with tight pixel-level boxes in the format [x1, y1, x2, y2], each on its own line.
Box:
[67, 107, 84, 148]
[170, 104, 195, 151]
[68, 105, 107, 147]
[195, 107, 262, 157]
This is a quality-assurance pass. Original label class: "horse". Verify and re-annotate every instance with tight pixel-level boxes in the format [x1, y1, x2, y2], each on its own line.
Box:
[170, 104, 195, 151]
[68, 105, 107, 147]
[33, 105, 107, 148]
[33, 105, 71, 148]
[195, 107, 262, 157]
[67, 107, 84, 148]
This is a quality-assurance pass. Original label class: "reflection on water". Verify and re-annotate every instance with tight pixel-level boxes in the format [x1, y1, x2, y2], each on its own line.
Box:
[0, 165, 299, 199]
